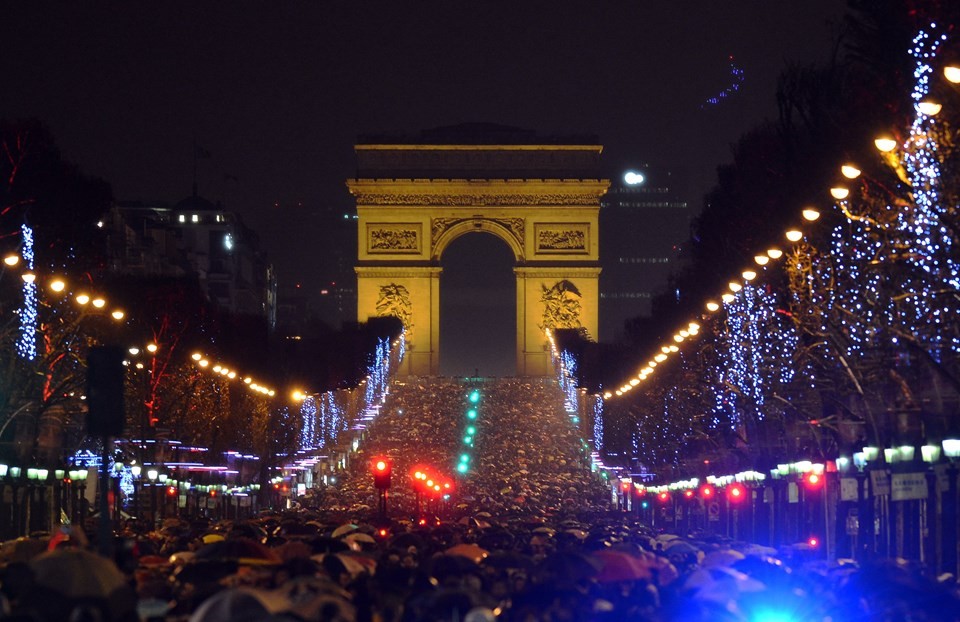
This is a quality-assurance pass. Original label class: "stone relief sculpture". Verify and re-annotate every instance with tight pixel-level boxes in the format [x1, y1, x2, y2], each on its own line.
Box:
[539, 279, 582, 330]
[376, 283, 414, 338]
[537, 228, 586, 251]
[355, 193, 600, 206]
[370, 228, 418, 251]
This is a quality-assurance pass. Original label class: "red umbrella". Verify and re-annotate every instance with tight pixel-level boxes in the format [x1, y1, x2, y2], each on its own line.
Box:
[592, 550, 655, 583]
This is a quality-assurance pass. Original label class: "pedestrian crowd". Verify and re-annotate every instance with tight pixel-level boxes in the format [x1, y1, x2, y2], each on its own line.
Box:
[1, 378, 958, 621]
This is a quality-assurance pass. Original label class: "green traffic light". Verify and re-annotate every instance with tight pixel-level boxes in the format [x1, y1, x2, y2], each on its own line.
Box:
[460, 454, 470, 463]
[457, 463, 468, 474]
[466, 426, 476, 435]
[463, 436, 473, 444]
[469, 390, 480, 404]
[466, 409, 477, 420]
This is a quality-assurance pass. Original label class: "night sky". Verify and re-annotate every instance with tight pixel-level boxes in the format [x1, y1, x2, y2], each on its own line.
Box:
[1, 2, 845, 376]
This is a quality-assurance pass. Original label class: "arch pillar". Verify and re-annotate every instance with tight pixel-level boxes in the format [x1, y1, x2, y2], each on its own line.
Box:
[515, 266, 601, 376]
[356, 266, 442, 376]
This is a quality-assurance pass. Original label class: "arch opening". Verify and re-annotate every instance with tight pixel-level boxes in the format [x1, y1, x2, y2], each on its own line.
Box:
[439, 231, 516, 377]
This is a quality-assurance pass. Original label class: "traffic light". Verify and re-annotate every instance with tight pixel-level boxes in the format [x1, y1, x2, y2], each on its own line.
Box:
[373, 458, 392, 490]
[468, 389, 480, 404]
[683, 489, 695, 499]
[726, 483, 747, 503]
[657, 491, 670, 504]
[802, 472, 825, 490]
[166, 486, 177, 497]
[700, 484, 715, 500]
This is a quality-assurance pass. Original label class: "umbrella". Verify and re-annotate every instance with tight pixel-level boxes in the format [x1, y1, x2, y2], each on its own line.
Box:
[482, 550, 534, 570]
[188, 587, 273, 622]
[305, 536, 351, 554]
[685, 566, 766, 604]
[702, 549, 747, 568]
[29, 548, 137, 621]
[592, 549, 655, 583]
[446, 543, 489, 563]
[313, 552, 376, 578]
[331, 523, 359, 538]
[737, 543, 778, 557]
[536, 551, 601, 584]
[665, 541, 699, 557]
[194, 537, 281, 565]
[344, 532, 376, 545]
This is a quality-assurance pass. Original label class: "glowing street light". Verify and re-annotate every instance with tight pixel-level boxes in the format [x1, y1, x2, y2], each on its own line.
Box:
[785, 229, 803, 242]
[830, 187, 849, 200]
[841, 164, 861, 179]
[874, 135, 897, 152]
[917, 100, 942, 116]
[802, 208, 820, 221]
[767, 248, 783, 259]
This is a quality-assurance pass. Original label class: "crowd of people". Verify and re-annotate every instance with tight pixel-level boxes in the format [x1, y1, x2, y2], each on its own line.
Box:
[2, 377, 959, 621]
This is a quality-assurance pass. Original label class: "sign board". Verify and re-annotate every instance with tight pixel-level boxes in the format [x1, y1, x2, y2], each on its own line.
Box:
[845, 511, 859, 536]
[239, 496, 251, 507]
[870, 470, 891, 496]
[708, 502, 719, 521]
[891, 472, 928, 501]
[788, 482, 799, 503]
[178, 495, 187, 508]
[840, 477, 859, 502]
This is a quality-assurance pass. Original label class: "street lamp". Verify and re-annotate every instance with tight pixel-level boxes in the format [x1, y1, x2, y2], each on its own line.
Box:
[943, 437, 960, 576]
[147, 469, 158, 525]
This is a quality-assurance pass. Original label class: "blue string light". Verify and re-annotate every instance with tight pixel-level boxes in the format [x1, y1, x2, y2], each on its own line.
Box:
[16, 224, 37, 360]
[701, 55, 745, 108]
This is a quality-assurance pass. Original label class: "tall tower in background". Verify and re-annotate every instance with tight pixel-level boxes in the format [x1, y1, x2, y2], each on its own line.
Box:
[599, 166, 692, 341]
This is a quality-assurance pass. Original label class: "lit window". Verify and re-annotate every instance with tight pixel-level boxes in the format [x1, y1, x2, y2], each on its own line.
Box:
[224, 233, 234, 251]
[192, 214, 199, 223]
[179, 215, 185, 223]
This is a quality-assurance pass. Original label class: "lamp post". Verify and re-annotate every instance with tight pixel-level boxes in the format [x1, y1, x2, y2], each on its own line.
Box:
[131, 465, 141, 521]
[921, 443, 941, 573]
[942, 437, 960, 577]
[855, 450, 874, 560]
[147, 469, 158, 526]
[158, 473, 168, 521]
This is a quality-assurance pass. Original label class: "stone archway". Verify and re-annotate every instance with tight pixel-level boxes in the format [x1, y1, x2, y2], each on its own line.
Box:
[349, 126, 608, 376]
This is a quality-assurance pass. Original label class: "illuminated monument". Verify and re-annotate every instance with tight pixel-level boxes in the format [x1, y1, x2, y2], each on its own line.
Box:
[349, 124, 609, 376]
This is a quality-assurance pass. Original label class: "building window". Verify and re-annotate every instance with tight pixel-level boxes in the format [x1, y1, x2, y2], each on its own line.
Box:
[178, 215, 185, 223]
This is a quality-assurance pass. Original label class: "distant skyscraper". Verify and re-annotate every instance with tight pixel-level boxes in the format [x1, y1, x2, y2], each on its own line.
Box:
[599, 165, 691, 341]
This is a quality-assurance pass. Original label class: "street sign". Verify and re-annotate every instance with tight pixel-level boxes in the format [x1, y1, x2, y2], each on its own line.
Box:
[870, 470, 891, 496]
[840, 477, 859, 501]
[708, 502, 719, 521]
[891, 472, 927, 501]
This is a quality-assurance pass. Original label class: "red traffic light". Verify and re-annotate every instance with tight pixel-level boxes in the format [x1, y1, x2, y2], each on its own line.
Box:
[683, 489, 695, 499]
[657, 491, 670, 503]
[726, 483, 747, 503]
[803, 472, 824, 490]
[372, 457, 392, 490]
[166, 486, 177, 496]
[807, 536, 819, 548]
[700, 485, 715, 499]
